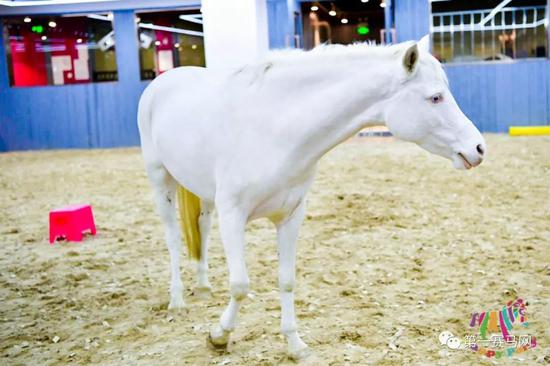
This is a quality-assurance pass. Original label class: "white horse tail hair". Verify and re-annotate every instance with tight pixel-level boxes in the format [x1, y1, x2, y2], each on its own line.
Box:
[176, 185, 202, 260]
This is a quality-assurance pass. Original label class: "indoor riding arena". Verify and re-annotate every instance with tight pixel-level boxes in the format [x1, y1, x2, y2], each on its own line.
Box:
[1, 1, 549, 366]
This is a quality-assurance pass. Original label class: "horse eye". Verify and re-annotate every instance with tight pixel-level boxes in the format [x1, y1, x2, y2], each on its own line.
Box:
[430, 93, 444, 104]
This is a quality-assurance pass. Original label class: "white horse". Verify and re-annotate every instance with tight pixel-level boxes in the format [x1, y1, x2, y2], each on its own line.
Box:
[137, 36, 485, 359]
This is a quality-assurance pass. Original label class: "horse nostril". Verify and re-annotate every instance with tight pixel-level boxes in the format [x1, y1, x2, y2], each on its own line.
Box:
[476, 144, 484, 156]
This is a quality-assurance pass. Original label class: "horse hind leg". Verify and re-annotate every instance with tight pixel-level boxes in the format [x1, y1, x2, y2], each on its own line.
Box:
[196, 200, 214, 293]
[146, 163, 185, 309]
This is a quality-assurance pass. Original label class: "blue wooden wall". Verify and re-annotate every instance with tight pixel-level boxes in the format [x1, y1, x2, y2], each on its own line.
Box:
[0, 1, 199, 152]
[446, 60, 550, 132]
[0, 10, 147, 151]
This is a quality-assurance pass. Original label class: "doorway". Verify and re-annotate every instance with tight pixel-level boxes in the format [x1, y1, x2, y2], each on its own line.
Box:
[301, 1, 387, 49]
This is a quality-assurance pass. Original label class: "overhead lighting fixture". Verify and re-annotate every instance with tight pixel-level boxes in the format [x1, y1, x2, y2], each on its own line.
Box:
[97, 30, 115, 51]
[361, 0, 369, 3]
[311, 5, 319, 11]
[48, 21, 57, 28]
[23, 17, 31, 23]
[341, 18, 349, 24]
[191, 44, 197, 50]
[41, 35, 47, 40]
[179, 14, 203, 25]
[329, 4, 337, 16]
[138, 23, 203, 37]
[76, 38, 83, 43]
[174, 43, 180, 48]
[380, 0, 386, 8]
[87, 14, 110, 22]
[154, 40, 161, 46]
[139, 32, 153, 49]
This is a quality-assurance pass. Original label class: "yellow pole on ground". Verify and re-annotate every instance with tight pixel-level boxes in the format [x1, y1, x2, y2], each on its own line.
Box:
[509, 126, 550, 136]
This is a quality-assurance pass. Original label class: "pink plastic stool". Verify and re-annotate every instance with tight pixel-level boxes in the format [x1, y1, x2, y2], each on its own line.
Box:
[49, 204, 96, 244]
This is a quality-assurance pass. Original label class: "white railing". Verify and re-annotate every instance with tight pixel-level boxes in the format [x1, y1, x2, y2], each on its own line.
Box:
[431, 5, 548, 62]
[431, 6, 548, 33]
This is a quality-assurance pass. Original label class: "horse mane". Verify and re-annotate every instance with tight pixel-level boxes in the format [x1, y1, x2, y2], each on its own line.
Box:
[260, 42, 448, 85]
[264, 42, 414, 66]
[230, 42, 448, 89]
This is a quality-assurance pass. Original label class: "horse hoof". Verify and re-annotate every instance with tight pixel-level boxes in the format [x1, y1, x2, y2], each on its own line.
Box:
[288, 345, 310, 361]
[193, 285, 212, 298]
[168, 295, 185, 310]
[208, 325, 230, 349]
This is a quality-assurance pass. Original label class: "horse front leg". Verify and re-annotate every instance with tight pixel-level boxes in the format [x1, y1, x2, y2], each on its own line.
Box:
[208, 208, 249, 348]
[276, 201, 309, 360]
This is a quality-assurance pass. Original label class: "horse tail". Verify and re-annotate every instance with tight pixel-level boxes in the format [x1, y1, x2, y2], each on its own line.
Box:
[176, 185, 202, 260]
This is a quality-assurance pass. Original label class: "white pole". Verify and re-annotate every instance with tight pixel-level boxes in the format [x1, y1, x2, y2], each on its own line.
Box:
[202, 0, 269, 69]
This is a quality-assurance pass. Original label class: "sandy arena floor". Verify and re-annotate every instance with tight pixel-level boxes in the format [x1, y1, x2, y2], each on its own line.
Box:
[0, 134, 548, 365]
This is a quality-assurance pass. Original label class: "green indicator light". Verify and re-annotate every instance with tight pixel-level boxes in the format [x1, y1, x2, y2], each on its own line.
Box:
[357, 25, 370, 35]
[31, 25, 44, 34]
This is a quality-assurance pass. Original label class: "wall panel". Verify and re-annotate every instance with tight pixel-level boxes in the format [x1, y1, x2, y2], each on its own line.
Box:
[445, 60, 550, 132]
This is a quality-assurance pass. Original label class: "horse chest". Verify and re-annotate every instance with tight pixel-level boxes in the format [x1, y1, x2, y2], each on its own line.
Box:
[248, 172, 315, 223]
[249, 190, 303, 223]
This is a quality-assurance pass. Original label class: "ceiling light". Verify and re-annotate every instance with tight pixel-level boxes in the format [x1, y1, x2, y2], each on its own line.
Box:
[311, 5, 319, 11]
[23, 17, 31, 23]
[76, 38, 83, 43]
[41, 35, 47, 40]
[154, 40, 161, 46]
[380, 0, 386, 8]
[361, 0, 369, 2]
[341, 18, 348, 24]
[329, 3, 337, 16]
[48, 21, 57, 28]
[174, 43, 180, 48]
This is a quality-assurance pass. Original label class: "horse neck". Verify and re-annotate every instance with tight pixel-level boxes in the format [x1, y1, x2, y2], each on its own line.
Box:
[278, 58, 396, 170]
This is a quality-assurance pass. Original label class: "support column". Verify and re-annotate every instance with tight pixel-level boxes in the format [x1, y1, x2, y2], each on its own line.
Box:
[384, 0, 393, 44]
[547, 0, 550, 58]
[393, 0, 430, 42]
[202, 0, 269, 68]
[111, 10, 142, 147]
[0, 18, 10, 89]
[113, 10, 141, 83]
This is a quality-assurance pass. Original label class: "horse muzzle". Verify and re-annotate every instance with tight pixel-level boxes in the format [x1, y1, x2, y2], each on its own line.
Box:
[454, 142, 485, 170]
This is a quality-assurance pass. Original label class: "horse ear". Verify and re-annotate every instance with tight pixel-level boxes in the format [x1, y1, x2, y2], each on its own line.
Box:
[418, 34, 430, 53]
[402, 43, 419, 75]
